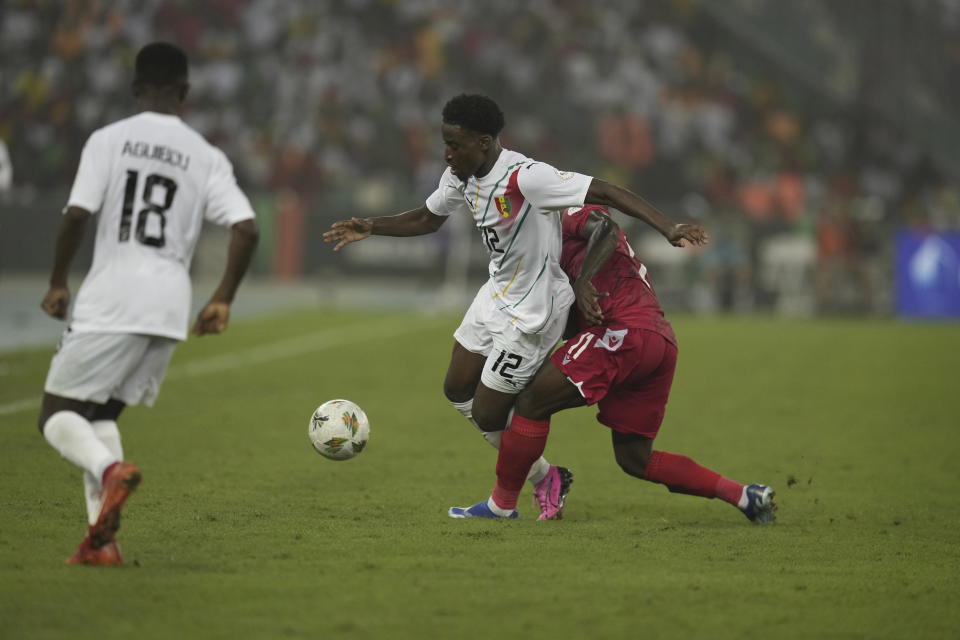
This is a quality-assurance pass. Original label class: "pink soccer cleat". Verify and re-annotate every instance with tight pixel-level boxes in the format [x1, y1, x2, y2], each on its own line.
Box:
[533, 465, 574, 520]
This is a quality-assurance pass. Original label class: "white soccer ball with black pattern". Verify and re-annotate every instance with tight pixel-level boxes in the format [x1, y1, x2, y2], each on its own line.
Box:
[308, 399, 370, 461]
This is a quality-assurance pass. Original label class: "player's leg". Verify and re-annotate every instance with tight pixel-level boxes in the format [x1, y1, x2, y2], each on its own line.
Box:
[39, 392, 130, 565]
[488, 361, 586, 518]
[446, 288, 555, 484]
[603, 334, 776, 523]
[82, 336, 176, 550]
[616, 431, 775, 522]
[450, 320, 581, 520]
[39, 392, 117, 483]
[82, 400, 127, 526]
[443, 341, 498, 443]
[42, 332, 149, 562]
[445, 289, 499, 445]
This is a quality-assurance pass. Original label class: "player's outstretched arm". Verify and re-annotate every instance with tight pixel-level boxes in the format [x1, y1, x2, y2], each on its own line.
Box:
[585, 179, 708, 248]
[41, 206, 91, 320]
[193, 218, 259, 336]
[323, 205, 446, 251]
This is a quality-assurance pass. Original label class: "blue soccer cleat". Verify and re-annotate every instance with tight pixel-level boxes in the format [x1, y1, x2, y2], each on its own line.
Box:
[741, 484, 777, 524]
[448, 499, 519, 519]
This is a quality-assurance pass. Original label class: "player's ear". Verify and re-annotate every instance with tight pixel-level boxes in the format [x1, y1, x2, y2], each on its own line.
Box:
[478, 134, 492, 151]
[179, 82, 190, 102]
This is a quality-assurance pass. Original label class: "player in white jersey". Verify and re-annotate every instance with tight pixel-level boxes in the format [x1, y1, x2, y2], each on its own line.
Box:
[323, 94, 705, 518]
[37, 42, 259, 565]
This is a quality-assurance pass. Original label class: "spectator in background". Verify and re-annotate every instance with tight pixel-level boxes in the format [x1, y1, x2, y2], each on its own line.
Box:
[2, 0, 956, 315]
[814, 175, 873, 313]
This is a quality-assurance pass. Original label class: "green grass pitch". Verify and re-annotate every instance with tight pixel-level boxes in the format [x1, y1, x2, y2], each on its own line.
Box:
[1, 310, 958, 639]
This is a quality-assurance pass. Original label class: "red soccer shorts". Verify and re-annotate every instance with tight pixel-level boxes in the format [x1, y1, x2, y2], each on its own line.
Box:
[551, 326, 677, 438]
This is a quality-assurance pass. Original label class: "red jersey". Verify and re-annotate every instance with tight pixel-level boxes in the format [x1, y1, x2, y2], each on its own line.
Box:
[560, 206, 676, 344]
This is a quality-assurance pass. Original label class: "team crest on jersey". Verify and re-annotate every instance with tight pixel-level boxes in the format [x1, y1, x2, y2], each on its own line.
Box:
[597, 328, 628, 351]
[494, 195, 512, 217]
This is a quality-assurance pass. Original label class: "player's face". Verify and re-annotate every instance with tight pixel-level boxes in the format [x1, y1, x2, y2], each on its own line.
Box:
[442, 123, 489, 181]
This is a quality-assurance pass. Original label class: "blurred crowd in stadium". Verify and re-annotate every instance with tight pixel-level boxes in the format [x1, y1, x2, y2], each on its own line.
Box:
[4, 0, 959, 315]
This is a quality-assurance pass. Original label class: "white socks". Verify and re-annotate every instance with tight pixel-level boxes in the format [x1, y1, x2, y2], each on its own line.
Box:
[525, 457, 551, 486]
[450, 398, 551, 486]
[43, 411, 120, 525]
[81, 420, 124, 525]
[486, 496, 515, 516]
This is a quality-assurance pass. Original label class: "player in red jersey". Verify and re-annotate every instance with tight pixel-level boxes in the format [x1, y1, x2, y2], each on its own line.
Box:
[449, 206, 776, 522]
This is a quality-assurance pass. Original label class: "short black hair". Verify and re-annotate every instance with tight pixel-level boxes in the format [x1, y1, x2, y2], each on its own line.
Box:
[134, 42, 188, 88]
[442, 94, 505, 137]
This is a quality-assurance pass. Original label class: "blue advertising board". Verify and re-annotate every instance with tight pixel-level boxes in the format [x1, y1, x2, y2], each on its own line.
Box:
[895, 230, 960, 319]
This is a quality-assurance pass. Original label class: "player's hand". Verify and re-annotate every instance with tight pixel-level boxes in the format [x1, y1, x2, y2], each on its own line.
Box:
[192, 302, 231, 336]
[323, 217, 373, 251]
[41, 286, 70, 320]
[573, 278, 608, 326]
[667, 223, 709, 248]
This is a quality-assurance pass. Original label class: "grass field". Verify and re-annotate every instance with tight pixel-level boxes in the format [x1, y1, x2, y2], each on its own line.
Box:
[1, 310, 958, 639]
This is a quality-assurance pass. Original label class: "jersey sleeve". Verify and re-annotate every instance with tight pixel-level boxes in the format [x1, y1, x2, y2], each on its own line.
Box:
[425, 167, 469, 217]
[66, 129, 110, 214]
[516, 162, 592, 212]
[203, 148, 256, 226]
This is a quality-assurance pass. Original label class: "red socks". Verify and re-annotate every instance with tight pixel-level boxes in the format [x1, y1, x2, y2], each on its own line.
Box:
[643, 450, 744, 506]
[490, 415, 550, 510]
[488, 426, 744, 510]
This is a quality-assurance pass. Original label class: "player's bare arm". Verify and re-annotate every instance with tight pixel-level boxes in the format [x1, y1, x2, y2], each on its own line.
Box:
[584, 178, 709, 248]
[193, 218, 259, 336]
[323, 205, 447, 251]
[41, 206, 92, 320]
[573, 212, 618, 325]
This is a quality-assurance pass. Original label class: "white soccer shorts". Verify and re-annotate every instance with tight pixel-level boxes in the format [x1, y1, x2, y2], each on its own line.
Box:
[44, 330, 178, 406]
[454, 279, 567, 394]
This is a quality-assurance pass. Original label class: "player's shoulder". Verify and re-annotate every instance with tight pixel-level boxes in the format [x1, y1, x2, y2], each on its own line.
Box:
[513, 155, 579, 185]
[86, 114, 136, 142]
[437, 165, 463, 189]
[500, 148, 535, 167]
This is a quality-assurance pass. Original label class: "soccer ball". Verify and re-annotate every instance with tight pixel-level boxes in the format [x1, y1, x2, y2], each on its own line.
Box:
[308, 399, 370, 461]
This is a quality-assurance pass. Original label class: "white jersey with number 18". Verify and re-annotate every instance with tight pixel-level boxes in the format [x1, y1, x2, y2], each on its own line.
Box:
[65, 111, 255, 341]
[426, 148, 592, 334]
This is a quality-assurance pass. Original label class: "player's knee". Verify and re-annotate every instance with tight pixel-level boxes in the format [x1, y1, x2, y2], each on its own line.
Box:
[442, 371, 477, 404]
[513, 391, 548, 422]
[614, 444, 651, 479]
[616, 456, 646, 479]
[472, 405, 505, 432]
[37, 397, 64, 433]
[92, 399, 125, 422]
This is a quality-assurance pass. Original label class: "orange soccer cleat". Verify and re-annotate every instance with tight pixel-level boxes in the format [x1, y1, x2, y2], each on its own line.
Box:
[89, 461, 142, 548]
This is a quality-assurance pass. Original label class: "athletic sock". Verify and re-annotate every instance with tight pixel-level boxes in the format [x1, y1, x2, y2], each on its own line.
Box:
[451, 398, 550, 485]
[451, 398, 506, 449]
[81, 420, 124, 525]
[451, 399, 481, 431]
[43, 411, 118, 482]
[526, 457, 550, 486]
[91, 420, 123, 459]
[485, 497, 516, 517]
[643, 450, 744, 505]
[491, 415, 550, 510]
[82, 471, 101, 525]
